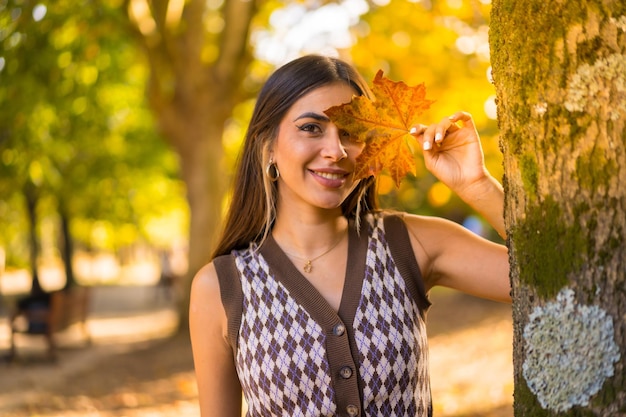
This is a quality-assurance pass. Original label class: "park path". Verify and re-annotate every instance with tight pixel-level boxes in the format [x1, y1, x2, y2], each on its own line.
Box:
[0, 286, 513, 417]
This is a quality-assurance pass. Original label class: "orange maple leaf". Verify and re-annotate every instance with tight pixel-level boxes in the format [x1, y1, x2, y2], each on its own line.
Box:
[324, 70, 434, 186]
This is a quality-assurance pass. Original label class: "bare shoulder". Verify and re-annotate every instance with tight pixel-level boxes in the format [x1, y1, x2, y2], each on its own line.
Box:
[191, 262, 222, 307]
[400, 212, 474, 254]
[401, 212, 467, 235]
[399, 212, 510, 302]
[396, 213, 466, 278]
[400, 211, 502, 257]
[189, 261, 228, 340]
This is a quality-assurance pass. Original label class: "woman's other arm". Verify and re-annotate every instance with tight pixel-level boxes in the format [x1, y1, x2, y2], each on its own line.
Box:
[404, 214, 511, 303]
[189, 263, 242, 417]
[409, 112, 510, 302]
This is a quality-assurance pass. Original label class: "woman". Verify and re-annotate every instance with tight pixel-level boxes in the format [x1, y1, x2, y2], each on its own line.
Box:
[189, 55, 510, 417]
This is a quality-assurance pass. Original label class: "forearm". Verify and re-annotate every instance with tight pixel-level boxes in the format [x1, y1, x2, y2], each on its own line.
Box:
[456, 174, 506, 239]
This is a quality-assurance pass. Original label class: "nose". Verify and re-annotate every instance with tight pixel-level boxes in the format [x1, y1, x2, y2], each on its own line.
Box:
[321, 127, 348, 161]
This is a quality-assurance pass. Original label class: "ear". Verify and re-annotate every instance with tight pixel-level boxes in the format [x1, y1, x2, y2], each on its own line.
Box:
[263, 139, 275, 164]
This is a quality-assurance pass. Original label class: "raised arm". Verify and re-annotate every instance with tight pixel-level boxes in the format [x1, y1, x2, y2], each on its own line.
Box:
[408, 112, 510, 303]
[403, 213, 511, 303]
[189, 263, 242, 417]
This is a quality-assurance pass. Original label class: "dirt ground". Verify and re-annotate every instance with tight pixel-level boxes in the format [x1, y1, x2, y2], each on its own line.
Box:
[0, 287, 513, 417]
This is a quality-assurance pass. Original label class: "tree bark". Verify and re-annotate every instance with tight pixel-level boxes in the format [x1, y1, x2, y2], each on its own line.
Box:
[490, 1, 625, 415]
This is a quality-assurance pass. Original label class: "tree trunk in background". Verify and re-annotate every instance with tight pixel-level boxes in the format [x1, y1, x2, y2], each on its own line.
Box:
[124, 0, 258, 326]
[174, 109, 231, 323]
[59, 205, 76, 291]
[24, 183, 44, 296]
[490, 1, 625, 415]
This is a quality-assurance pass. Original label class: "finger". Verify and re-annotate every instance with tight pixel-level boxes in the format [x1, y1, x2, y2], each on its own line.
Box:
[422, 124, 438, 151]
[409, 125, 427, 136]
[435, 111, 476, 147]
[409, 124, 432, 151]
[448, 111, 474, 128]
[420, 111, 475, 151]
[434, 116, 458, 146]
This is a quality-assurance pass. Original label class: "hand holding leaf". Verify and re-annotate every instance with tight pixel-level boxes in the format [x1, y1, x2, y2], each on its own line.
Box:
[324, 70, 434, 186]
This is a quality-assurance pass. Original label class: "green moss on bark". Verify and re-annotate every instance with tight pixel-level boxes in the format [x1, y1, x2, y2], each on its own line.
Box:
[520, 153, 539, 197]
[516, 377, 603, 417]
[576, 36, 604, 64]
[575, 147, 618, 191]
[592, 377, 618, 409]
[512, 196, 588, 299]
[514, 380, 553, 417]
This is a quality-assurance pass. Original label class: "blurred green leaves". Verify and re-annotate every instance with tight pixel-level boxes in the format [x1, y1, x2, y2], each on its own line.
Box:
[0, 0, 505, 269]
[0, 0, 187, 266]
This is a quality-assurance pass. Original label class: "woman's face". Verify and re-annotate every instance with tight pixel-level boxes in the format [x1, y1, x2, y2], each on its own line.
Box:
[271, 82, 364, 214]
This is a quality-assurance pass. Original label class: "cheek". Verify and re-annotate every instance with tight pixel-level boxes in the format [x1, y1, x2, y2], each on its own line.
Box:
[346, 142, 366, 159]
[273, 133, 302, 161]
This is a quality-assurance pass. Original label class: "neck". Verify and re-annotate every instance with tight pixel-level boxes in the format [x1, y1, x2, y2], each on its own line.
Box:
[272, 212, 348, 258]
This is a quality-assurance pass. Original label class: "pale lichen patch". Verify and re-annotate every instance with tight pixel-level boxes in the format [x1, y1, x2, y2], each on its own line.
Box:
[532, 102, 548, 118]
[611, 15, 626, 32]
[564, 53, 626, 121]
[523, 288, 620, 412]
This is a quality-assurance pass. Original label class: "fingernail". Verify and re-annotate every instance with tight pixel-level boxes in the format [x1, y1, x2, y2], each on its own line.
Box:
[423, 141, 432, 151]
[409, 127, 417, 135]
[435, 132, 443, 142]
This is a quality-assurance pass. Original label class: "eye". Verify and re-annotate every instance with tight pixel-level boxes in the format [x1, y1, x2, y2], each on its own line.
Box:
[296, 123, 323, 135]
[340, 129, 357, 142]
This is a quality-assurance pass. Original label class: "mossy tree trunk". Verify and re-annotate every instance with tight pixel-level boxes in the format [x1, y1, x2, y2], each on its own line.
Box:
[490, 1, 625, 415]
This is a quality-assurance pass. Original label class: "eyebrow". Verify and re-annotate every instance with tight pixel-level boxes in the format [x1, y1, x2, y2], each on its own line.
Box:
[293, 112, 330, 122]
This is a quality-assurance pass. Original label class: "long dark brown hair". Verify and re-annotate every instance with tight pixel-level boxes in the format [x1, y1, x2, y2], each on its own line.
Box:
[212, 55, 379, 259]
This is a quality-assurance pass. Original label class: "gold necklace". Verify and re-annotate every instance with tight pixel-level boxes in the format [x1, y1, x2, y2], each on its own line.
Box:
[283, 232, 346, 273]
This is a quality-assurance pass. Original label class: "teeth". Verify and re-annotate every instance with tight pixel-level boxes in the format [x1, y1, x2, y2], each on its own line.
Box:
[316, 171, 343, 180]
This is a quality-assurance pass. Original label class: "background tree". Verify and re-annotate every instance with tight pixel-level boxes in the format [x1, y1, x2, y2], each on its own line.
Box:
[0, 0, 185, 290]
[122, 0, 273, 317]
[490, 0, 625, 415]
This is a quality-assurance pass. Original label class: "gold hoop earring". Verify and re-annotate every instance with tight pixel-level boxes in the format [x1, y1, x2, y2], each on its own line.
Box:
[266, 160, 280, 182]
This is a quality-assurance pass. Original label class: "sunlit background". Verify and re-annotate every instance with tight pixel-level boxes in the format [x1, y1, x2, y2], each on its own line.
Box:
[0, 0, 512, 416]
[1, 0, 501, 274]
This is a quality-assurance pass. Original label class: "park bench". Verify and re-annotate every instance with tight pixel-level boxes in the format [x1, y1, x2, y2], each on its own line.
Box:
[9, 286, 91, 360]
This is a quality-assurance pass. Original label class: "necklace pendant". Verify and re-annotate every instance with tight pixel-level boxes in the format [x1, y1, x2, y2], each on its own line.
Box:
[303, 260, 313, 273]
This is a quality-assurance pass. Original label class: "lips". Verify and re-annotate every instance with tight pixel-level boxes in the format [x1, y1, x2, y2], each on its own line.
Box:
[314, 171, 346, 180]
[310, 169, 349, 187]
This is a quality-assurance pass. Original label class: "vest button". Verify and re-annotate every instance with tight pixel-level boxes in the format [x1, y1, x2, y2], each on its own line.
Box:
[340, 366, 353, 379]
[333, 323, 345, 336]
[346, 404, 359, 416]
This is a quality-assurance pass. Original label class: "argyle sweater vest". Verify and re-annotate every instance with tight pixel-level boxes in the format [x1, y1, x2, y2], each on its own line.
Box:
[215, 214, 432, 417]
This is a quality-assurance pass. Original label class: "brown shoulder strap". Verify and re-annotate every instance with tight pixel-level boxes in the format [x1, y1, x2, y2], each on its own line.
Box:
[383, 214, 431, 315]
[213, 254, 243, 355]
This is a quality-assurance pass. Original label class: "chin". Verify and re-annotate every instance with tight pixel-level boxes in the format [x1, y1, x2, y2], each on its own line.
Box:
[312, 197, 348, 211]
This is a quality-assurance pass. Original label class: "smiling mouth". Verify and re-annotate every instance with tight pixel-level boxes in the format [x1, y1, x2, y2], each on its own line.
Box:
[314, 171, 346, 180]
